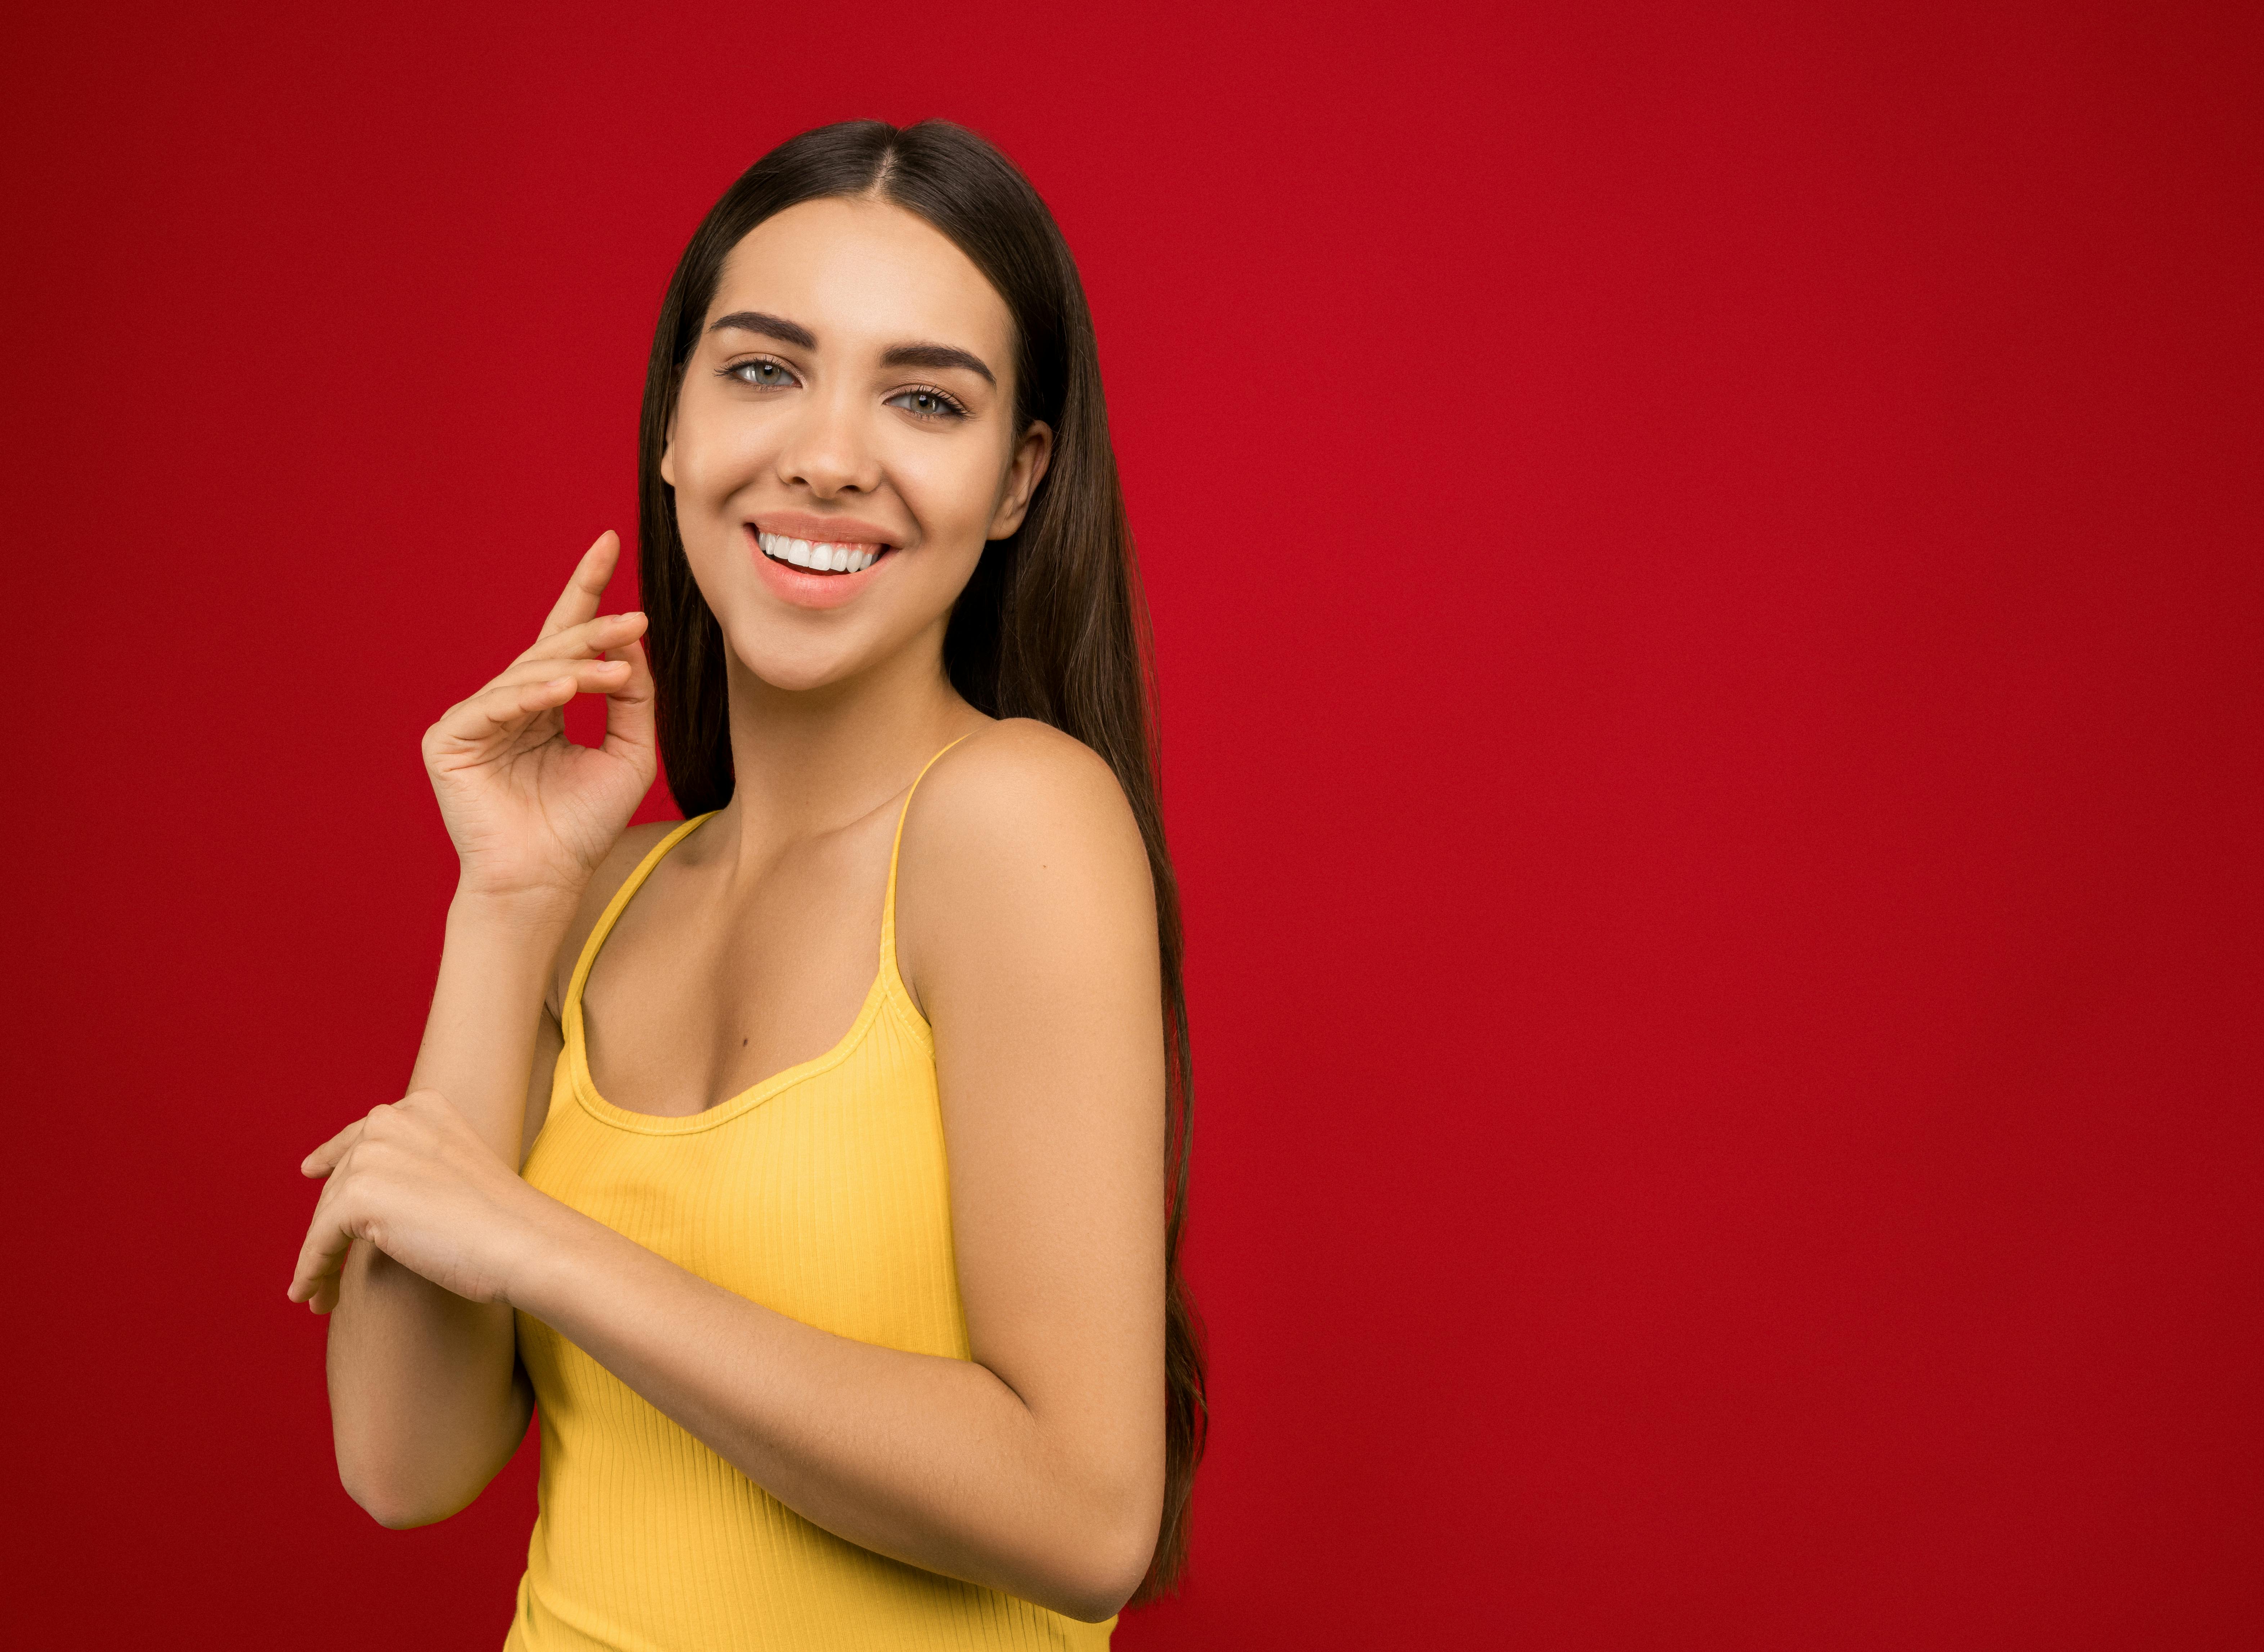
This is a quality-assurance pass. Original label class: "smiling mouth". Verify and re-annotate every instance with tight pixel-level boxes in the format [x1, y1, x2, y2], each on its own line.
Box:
[756, 530, 890, 574]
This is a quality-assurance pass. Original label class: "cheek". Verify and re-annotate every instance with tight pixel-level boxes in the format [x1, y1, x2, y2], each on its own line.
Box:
[672, 403, 771, 509]
[889, 439, 1009, 541]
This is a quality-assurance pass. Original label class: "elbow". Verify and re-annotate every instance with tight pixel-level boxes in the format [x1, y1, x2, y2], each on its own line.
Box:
[1050, 1544, 1153, 1624]
[337, 1451, 476, 1531]
[331, 1403, 522, 1531]
[1055, 1579, 1142, 1627]
[345, 1478, 471, 1531]
[341, 1470, 456, 1531]
[1034, 1496, 1162, 1624]
[359, 1497, 439, 1532]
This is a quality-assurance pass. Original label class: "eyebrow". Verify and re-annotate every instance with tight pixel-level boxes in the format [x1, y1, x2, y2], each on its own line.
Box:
[707, 310, 817, 349]
[881, 342, 996, 386]
[707, 312, 997, 388]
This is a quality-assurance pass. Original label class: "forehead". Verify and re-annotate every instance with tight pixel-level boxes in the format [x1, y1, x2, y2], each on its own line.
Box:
[709, 197, 1013, 363]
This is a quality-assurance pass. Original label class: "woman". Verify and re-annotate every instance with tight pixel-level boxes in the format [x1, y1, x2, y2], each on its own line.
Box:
[287, 119, 1202, 1648]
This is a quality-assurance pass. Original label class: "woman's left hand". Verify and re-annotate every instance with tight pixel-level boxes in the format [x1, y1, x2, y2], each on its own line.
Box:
[288, 1091, 549, 1315]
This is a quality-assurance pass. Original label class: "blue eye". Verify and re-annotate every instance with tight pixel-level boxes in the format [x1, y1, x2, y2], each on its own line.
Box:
[889, 387, 967, 420]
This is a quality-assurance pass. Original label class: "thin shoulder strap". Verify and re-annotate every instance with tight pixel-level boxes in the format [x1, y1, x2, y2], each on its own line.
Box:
[881, 737, 972, 965]
[563, 813, 717, 1033]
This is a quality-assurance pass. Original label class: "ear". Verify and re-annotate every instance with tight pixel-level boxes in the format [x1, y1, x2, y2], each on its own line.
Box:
[987, 420, 1053, 540]
[659, 420, 677, 489]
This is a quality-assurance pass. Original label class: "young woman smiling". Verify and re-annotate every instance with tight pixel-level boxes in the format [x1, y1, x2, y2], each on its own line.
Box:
[287, 121, 1202, 1648]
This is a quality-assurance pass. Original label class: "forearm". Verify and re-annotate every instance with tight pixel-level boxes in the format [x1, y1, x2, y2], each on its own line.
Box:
[408, 888, 576, 1161]
[511, 1200, 1156, 1620]
[327, 892, 570, 1520]
[327, 1243, 531, 1524]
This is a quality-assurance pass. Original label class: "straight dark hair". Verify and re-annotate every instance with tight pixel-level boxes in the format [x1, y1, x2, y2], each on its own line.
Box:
[635, 119, 1204, 1598]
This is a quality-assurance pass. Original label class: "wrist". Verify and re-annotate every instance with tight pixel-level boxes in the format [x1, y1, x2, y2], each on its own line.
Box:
[447, 881, 582, 937]
[498, 1190, 593, 1316]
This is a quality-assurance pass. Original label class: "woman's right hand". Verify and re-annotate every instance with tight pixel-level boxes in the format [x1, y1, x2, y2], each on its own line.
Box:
[422, 531, 658, 906]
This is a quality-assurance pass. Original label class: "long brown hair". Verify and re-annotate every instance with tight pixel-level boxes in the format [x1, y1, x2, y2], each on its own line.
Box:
[634, 119, 1205, 1598]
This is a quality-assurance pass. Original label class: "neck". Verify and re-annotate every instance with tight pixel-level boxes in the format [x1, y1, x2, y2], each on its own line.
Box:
[710, 618, 977, 847]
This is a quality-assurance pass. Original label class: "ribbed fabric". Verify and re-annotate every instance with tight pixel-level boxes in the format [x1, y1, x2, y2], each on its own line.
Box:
[506, 749, 1113, 1651]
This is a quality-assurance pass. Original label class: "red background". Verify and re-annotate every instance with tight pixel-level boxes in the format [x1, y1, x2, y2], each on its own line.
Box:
[5, 2, 2258, 1645]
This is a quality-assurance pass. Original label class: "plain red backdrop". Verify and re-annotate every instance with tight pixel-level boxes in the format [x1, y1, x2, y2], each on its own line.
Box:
[4, 1, 2258, 1645]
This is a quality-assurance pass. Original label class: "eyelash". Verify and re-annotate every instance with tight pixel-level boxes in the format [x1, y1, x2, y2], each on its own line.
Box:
[716, 357, 968, 421]
[888, 385, 969, 421]
[720, 356, 800, 389]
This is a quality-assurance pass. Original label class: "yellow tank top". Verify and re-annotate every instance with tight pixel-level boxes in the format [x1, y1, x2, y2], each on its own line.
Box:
[507, 750, 1114, 1651]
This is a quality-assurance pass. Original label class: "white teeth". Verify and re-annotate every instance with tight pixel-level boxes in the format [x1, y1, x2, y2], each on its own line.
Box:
[756, 530, 885, 573]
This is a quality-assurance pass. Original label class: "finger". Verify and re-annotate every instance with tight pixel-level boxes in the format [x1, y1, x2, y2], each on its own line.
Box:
[513, 610, 649, 670]
[602, 637, 657, 765]
[434, 653, 644, 747]
[481, 654, 635, 698]
[300, 1118, 366, 1178]
[287, 1197, 359, 1308]
[429, 673, 583, 746]
[536, 532, 622, 641]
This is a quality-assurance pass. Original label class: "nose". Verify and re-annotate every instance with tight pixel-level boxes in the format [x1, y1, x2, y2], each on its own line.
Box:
[776, 383, 882, 499]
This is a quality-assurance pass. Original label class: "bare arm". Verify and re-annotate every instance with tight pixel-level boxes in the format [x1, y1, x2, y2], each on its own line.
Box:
[320, 927, 557, 1525]
[291, 724, 1167, 1617]
[305, 534, 656, 1525]
[518, 726, 1164, 1615]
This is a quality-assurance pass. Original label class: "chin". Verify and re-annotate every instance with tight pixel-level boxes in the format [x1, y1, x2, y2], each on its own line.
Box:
[720, 617, 876, 696]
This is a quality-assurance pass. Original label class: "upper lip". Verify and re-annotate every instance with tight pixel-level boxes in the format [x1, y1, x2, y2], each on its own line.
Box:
[750, 512, 901, 549]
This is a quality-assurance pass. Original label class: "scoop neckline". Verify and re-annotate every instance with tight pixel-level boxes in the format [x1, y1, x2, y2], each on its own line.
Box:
[557, 738, 964, 1138]
[566, 964, 909, 1137]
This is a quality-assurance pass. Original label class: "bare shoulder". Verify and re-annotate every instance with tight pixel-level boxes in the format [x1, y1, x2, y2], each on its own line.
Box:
[545, 820, 684, 1015]
[895, 719, 1156, 997]
[904, 718, 1147, 878]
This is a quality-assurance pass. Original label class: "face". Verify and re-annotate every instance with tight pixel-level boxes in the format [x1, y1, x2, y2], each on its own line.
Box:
[661, 196, 1051, 694]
